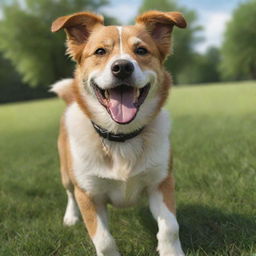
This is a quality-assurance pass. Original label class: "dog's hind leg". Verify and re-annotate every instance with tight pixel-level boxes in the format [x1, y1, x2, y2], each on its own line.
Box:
[58, 117, 80, 226]
[148, 172, 184, 256]
[74, 186, 120, 256]
[63, 189, 80, 226]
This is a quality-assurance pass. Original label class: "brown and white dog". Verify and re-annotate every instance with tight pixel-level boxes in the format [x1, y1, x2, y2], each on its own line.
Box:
[50, 10, 186, 256]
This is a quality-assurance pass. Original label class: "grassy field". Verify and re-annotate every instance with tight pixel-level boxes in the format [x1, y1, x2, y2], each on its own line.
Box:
[0, 81, 255, 256]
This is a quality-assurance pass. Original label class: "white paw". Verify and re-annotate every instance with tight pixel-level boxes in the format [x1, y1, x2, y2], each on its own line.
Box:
[158, 249, 185, 256]
[158, 240, 185, 256]
[97, 252, 120, 256]
[63, 214, 79, 226]
[96, 244, 121, 256]
[160, 252, 185, 256]
[94, 232, 121, 256]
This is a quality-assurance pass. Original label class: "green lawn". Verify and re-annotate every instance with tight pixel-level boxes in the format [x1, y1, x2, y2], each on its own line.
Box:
[0, 81, 256, 256]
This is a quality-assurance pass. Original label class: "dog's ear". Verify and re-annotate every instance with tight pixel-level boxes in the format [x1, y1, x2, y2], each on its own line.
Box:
[51, 12, 104, 61]
[136, 11, 186, 61]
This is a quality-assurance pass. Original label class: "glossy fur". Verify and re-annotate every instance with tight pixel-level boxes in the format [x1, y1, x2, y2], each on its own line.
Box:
[51, 10, 186, 256]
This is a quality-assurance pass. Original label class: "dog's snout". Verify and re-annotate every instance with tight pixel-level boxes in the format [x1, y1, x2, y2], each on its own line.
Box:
[111, 60, 134, 79]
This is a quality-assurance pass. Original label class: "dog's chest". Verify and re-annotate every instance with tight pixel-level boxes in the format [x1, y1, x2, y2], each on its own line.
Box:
[66, 103, 171, 201]
[101, 174, 147, 207]
[80, 166, 164, 207]
[70, 130, 145, 181]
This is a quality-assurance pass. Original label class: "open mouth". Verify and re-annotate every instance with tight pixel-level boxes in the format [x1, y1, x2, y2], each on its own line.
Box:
[91, 81, 150, 124]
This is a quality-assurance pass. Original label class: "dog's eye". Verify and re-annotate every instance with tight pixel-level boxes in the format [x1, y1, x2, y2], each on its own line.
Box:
[135, 47, 148, 56]
[94, 48, 106, 56]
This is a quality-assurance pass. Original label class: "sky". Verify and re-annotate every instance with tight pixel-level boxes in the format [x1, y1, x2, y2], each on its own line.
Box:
[102, 0, 248, 53]
[0, 0, 248, 53]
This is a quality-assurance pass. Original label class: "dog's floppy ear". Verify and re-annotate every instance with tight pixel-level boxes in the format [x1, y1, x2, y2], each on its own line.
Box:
[51, 12, 104, 61]
[136, 11, 186, 61]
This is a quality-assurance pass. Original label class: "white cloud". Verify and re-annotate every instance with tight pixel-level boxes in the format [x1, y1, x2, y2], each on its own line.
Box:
[101, 2, 140, 24]
[195, 11, 231, 53]
[102, 2, 231, 53]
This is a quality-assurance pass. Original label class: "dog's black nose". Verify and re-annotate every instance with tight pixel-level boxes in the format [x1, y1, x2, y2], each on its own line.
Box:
[111, 59, 134, 79]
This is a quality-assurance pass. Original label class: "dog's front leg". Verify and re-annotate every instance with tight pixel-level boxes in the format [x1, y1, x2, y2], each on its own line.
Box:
[74, 186, 120, 256]
[148, 174, 185, 256]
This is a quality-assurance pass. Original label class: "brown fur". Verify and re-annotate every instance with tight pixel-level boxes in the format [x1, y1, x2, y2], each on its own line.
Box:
[51, 11, 186, 122]
[72, 78, 93, 119]
[52, 10, 187, 244]
[51, 12, 103, 33]
[136, 11, 187, 29]
[62, 83, 75, 105]
[58, 115, 74, 190]
[156, 71, 172, 118]
[136, 11, 186, 61]
[58, 114, 98, 237]
[159, 174, 176, 214]
[53, 9, 183, 194]
[52, 12, 104, 62]
[158, 155, 176, 215]
[74, 186, 98, 237]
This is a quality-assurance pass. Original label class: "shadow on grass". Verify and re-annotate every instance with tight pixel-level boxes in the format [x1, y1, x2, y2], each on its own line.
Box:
[137, 204, 255, 255]
[178, 204, 256, 255]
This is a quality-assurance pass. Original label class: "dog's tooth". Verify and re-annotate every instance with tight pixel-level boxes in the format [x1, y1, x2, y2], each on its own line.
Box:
[104, 90, 109, 99]
[136, 89, 140, 98]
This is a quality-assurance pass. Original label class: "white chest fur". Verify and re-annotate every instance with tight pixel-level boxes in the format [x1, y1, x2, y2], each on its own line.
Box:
[65, 103, 171, 206]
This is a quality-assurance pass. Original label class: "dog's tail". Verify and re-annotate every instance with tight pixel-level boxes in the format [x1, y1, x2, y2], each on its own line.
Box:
[49, 78, 74, 104]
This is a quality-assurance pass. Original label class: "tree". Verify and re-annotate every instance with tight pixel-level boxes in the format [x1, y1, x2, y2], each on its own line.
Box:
[221, 0, 256, 80]
[0, 52, 51, 103]
[0, 0, 111, 87]
[178, 47, 221, 84]
[138, 0, 201, 84]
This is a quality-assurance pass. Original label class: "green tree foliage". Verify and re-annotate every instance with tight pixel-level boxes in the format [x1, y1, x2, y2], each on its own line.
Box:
[0, 52, 51, 103]
[178, 47, 221, 84]
[0, 0, 110, 87]
[139, 0, 201, 84]
[221, 0, 256, 80]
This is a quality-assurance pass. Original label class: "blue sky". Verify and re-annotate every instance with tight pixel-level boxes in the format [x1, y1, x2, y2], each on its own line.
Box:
[102, 0, 248, 53]
[0, 0, 248, 53]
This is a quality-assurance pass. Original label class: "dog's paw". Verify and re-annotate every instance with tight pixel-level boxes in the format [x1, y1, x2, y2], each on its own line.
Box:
[159, 250, 185, 256]
[97, 252, 120, 256]
[63, 214, 79, 226]
[158, 240, 185, 256]
[96, 247, 121, 256]
[94, 233, 121, 256]
[160, 253, 185, 256]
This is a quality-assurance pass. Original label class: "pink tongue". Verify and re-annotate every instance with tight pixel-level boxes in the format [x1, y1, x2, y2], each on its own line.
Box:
[108, 87, 137, 124]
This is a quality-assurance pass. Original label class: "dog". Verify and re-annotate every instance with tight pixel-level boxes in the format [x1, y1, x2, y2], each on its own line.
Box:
[50, 10, 186, 256]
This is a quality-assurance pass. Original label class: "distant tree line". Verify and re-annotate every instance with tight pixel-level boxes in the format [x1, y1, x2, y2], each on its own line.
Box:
[221, 0, 256, 80]
[0, 54, 51, 102]
[0, 0, 115, 103]
[140, 0, 256, 84]
[0, 0, 255, 103]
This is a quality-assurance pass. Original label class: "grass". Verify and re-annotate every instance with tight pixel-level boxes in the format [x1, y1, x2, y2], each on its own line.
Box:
[0, 81, 256, 256]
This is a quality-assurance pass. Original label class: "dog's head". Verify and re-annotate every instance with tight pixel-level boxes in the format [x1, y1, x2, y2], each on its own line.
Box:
[52, 11, 186, 131]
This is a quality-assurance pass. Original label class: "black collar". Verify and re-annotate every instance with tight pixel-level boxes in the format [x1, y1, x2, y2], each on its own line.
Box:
[91, 122, 144, 142]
